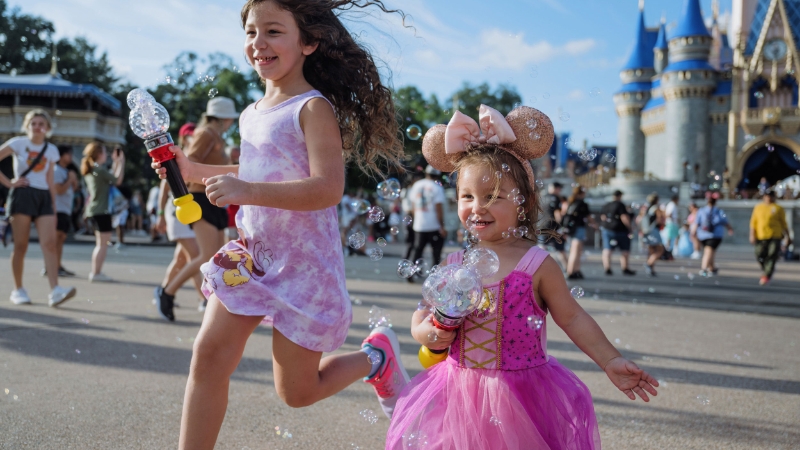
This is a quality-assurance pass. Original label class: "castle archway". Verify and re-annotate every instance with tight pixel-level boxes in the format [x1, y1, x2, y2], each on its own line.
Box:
[735, 136, 800, 190]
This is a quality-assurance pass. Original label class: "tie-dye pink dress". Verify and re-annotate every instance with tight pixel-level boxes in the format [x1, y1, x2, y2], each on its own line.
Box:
[200, 90, 351, 353]
[386, 246, 600, 449]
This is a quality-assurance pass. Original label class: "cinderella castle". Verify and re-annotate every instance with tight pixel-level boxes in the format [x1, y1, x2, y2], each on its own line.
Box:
[613, 0, 800, 192]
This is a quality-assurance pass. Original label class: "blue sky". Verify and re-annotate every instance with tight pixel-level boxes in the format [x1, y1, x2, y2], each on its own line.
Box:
[11, 0, 724, 147]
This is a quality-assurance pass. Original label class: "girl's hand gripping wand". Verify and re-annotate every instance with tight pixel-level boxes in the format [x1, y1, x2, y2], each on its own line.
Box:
[128, 89, 201, 225]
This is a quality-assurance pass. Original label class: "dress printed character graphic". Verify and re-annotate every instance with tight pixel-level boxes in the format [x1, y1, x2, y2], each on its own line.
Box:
[26, 150, 48, 173]
[200, 90, 351, 353]
[387, 247, 600, 450]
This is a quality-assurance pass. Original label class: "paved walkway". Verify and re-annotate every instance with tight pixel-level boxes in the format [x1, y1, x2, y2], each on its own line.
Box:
[0, 242, 798, 449]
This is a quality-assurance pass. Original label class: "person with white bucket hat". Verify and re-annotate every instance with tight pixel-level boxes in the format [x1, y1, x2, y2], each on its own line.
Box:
[153, 96, 240, 320]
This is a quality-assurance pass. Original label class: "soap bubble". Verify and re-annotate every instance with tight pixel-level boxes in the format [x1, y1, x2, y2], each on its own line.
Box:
[427, 330, 439, 342]
[559, 112, 570, 122]
[377, 178, 401, 200]
[463, 247, 500, 278]
[501, 163, 510, 172]
[495, 170, 503, 179]
[348, 231, 366, 249]
[397, 260, 416, 278]
[592, 131, 601, 138]
[535, 179, 544, 189]
[367, 247, 384, 261]
[359, 409, 379, 424]
[604, 154, 616, 163]
[578, 148, 598, 161]
[489, 416, 502, 426]
[390, 226, 400, 235]
[589, 87, 601, 97]
[402, 215, 413, 226]
[422, 265, 483, 316]
[351, 199, 370, 215]
[414, 259, 429, 275]
[406, 124, 422, 141]
[368, 305, 392, 328]
[208, 88, 219, 98]
[482, 175, 491, 183]
[542, 92, 550, 99]
[514, 194, 525, 206]
[377, 237, 387, 247]
[367, 206, 385, 223]
[526, 315, 544, 330]
[570, 286, 585, 298]
[366, 351, 381, 365]
[696, 395, 710, 406]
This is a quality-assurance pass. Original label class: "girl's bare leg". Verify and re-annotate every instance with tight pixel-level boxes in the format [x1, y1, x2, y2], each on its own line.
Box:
[10, 214, 32, 289]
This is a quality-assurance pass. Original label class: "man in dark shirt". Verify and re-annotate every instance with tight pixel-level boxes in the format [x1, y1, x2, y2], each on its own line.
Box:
[600, 190, 636, 276]
[538, 182, 567, 268]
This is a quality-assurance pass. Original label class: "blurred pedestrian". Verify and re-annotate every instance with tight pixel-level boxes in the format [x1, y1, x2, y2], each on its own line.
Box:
[50, 145, 79, 277]
[663, 194, 680, 252]
[400, 173, 421, 261]
[0, 109, 76, 305]
[409, 165, 447, 273]
[129, 190, 145, 235]
[561, 185, 592, 279]
[146, 181, 161, 241]
[693, 196, 733, 277]
[599, 190, 635, 276]
[637, 193, 665, 277]
[82, 141, 125, 282]
[686, 202, 701, 259]
[750, 190, 792, 285]
[539, 181, 567, 270]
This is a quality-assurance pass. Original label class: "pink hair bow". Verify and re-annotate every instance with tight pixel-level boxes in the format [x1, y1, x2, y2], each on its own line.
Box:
[444, 104, 517, 154]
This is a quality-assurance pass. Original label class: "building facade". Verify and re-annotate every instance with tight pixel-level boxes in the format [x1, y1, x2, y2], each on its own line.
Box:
[614, 0, 800, 192]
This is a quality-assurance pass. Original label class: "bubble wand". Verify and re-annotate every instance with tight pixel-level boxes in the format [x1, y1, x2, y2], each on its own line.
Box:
[128, 89, 201, 224]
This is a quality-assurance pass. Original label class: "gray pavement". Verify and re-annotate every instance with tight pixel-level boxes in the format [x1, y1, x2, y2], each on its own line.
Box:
[1, 241, 799, 449]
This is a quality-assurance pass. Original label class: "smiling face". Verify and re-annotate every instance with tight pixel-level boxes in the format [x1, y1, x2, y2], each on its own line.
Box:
[457, 164, 523, 245]
[243, 1, 319, 83]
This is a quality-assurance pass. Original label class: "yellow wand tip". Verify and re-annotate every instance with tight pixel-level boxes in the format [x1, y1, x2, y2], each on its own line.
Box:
[173, 194, 202, 224]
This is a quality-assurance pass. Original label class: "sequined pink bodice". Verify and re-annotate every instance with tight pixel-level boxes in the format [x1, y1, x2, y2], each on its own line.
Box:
[447, 247, 549, 371]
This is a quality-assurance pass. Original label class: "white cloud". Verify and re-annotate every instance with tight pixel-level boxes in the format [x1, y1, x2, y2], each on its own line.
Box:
[568, 89, 585, 101]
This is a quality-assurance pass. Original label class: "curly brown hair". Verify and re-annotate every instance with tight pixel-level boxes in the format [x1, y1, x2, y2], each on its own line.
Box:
[240, 0, 405, 176]
[453, 146, 549, 242]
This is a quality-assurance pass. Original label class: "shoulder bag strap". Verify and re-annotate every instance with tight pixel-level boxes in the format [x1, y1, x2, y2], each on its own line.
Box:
[19, 140, 49, 179]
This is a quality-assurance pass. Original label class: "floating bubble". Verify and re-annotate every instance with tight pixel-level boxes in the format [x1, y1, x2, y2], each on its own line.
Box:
[482, 175, 491, 183]
[542, 92, 550, 99]
[570, 286, 584, 298]
[368, 305, 392, 328]
[754, 92, 764, 99]
[501, 163, 510, 172]
[377, 178, 401, 200]
[696, 395, 710, 406]
[401, 215, 413, 226]
[351, 199, 370, 215]
[208, 88, 219, 98]
[404, 431, 429, 449]
[489, 416, 502, 426]
[766, 143, 774, 152]
[377, 237, 387, 247]
[464, 247, 500, 278]
[526, 118, 538, 129]
[406, 124, 422, 141]
[390, 226, 400, 235]
[427, 330, 439, 342]
[367, 247, 384, 261]
[589, 87, 601, 97]
[526, 315, 544, 330]
[559, 112, 570, 122]
[578, 148, 598, 161]
[75, 349, 81, 354]
[508, 188, 520, 198]
[502, 231, 510, 239]
[604, 154, 616, 163]
[398, 260, 416, 278]
[592, 131, 601, 138]
[495, 170, 503, 179]
[359, 409, 379, 424]
[368, 206, 385, 223]
[535, 179, 544, 189]
[514, 194, 525, 206]
[414, 259, 430, 274]
[348, 231, 366, 249]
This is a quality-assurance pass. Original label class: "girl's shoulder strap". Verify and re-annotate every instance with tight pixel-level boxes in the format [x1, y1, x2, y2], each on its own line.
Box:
[445, 249, 465, 266]
[516, 246, 549, 275]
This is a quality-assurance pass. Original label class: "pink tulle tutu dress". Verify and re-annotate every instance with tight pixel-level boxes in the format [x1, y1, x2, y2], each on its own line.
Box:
[386, 247, 600, 449]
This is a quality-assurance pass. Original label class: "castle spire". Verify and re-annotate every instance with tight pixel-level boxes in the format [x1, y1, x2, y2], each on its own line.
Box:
[639, 0, 645, 12]
[671, 0, 710, 40]
[622, 7, 654, 70]
[712, 0, 719, 22]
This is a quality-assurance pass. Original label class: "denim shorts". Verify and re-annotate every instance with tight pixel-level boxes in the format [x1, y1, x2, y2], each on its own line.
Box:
[601, 229, 631, 251]
[570, 226, 587, 242]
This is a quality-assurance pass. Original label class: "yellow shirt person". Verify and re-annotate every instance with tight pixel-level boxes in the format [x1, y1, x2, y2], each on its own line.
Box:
[750, 202, 788, 241]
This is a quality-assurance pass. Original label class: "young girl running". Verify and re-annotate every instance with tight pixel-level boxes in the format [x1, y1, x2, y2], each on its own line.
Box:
[387, 105, 659, 449]
[152, 1, 407, 448]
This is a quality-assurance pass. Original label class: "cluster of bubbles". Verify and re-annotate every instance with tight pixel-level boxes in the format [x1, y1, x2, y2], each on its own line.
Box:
[397, 259, 431, 278]
[127, 88, 170, 140]
[377, 178, 401, 201]
[578, 148, 598, 161]
[603, 153, 617, 164]
[501, 226, 529, 239]
[421, 248, 500, 320]
[526, 315, 544, 330]
[489, 416, 502, 426]
[402, 431, 429, 449]
[368, 305, 392, 329]
[526, 118, 541, 140]
[208, 88, 219, 98]
[359, 409, 379, 424]
[367, 206, 385, 223]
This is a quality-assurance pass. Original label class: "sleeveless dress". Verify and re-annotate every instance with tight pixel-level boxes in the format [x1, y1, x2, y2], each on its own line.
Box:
[386, 246, 600, 449]
[200, 90, 351, 353]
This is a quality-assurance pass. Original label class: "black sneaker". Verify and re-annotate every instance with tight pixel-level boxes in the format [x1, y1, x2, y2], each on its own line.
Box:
[567, 273, 580, 280]
[605, 269, 613, 276]
[622, 268, 637, 276]
[645, 265, 656, 277]
[58, 267, 76, 277]
[576, 271, 585, 279]
[154, 286, 175, 322]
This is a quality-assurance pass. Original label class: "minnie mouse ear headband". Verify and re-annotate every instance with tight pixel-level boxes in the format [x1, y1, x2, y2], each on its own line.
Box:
[421, 105, 554, 191]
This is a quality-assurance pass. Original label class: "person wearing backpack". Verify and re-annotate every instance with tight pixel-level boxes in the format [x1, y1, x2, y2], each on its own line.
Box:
[637, 193, 665, 276]
[561, 185, 593, 279]
[692, 196, 733, 277]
